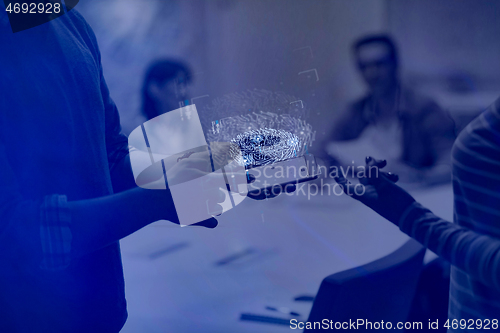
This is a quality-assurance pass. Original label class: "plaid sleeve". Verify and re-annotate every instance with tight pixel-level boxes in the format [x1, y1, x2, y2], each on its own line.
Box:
[39, 194, 72, 270]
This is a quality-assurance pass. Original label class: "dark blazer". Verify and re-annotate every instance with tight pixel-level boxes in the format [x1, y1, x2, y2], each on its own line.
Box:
[323, 87, 456, 168]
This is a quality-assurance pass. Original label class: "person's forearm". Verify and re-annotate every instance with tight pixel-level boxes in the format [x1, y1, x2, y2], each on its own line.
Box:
[69, 186, 176, 258]
[399, 202, 500, 291]
[110, 154, 138, 193]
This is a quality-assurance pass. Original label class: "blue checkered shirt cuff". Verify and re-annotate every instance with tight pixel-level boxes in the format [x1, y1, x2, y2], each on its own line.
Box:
[39, 194, 72, 270]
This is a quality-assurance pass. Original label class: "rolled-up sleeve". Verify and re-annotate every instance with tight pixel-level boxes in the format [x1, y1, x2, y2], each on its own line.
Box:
[39, 194, 72, 271]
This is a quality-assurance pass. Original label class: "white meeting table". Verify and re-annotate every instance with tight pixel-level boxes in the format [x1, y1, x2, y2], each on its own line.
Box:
[119, 183, 453, 333]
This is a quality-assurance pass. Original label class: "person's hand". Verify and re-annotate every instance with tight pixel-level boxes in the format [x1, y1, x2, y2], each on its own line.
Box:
[334, 156, 416, 225]
[246, 176, 297, 200]
[162, 150, 222, 228]
[166, 150, 213, 186]
[190, 217, 219, 228]
[166, 149, 297, 213]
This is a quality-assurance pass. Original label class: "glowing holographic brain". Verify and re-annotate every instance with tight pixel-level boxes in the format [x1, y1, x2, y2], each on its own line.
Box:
[230, 128, 300, 168]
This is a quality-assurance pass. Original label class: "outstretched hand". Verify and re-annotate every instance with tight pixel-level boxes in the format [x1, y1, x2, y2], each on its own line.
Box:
[162, 150, 223, 229]
[163, 149, 298, 229]
[334, 156, 416, 225]
[245, 173, 297, 200]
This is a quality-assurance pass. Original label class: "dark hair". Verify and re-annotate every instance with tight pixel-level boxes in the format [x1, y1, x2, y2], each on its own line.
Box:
[353, 34, 398, 66]
[141, 59, 192, 120]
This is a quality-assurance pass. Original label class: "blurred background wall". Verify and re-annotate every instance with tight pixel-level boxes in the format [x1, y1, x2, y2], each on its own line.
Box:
[388, 0, 500, 130]
[78, 0, 500, 139]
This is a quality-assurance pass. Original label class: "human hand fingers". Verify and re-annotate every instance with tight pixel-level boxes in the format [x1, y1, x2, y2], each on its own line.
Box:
[247, 186, 277, 200]
[247, 184, 279, 200]
[166, 167, 210, 187]
[246, 181, 297, 200]
[383, 171, 399, 183]
[363, 157, 400, 186]
[175, 155, 211, 172]
[247, 173, 256, 184]
[366, 156, 387, 168]
[206, 197, 224, 216]
[333, 175, 363, 199]
[191, 217, 218, 228]
[283, 183, 296, 194]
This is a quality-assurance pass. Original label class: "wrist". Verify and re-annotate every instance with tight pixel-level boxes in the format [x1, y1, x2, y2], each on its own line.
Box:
[141, 187, 179, 225]
[398, 202, 428, 234]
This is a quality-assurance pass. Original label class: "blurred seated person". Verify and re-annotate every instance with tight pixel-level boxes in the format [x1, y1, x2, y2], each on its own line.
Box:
[134, 59, 217, 163]
[142, 59, 193, 120]
[321, 35, 455, 185]
[126, 59, 192, 133]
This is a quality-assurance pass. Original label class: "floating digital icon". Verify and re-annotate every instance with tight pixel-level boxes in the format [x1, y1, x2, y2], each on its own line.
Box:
[128, 105, 248, 226]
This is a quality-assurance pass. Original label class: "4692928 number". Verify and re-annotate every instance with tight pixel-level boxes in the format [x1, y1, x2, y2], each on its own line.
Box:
[5, 2, 62, 14]
[444, 319, 499, 330]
